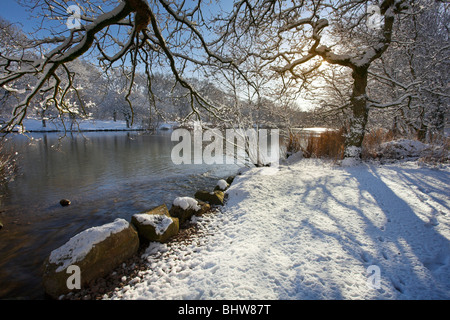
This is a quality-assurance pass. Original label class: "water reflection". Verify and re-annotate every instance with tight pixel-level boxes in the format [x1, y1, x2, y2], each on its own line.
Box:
[0, 131, 239, 299]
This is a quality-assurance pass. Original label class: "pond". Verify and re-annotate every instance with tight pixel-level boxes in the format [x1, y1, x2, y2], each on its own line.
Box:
[0, 131, 239, 299]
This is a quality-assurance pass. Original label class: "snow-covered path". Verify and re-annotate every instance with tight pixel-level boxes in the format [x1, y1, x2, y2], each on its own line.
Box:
[107, 159, 450, 300]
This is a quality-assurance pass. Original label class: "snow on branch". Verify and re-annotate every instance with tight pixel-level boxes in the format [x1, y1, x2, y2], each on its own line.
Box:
[368, 70, 422, 90]
[368, 92, 417, 109]
[1, 0, 259, 132]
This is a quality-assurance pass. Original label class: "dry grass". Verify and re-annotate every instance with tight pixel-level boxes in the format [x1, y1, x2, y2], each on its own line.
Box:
[314, 128, 345, 160]
[285, 127, 448, 163]
[418, 137, 450, 165]
[297, 128, 346, 161]
[361, 128, 395, 159]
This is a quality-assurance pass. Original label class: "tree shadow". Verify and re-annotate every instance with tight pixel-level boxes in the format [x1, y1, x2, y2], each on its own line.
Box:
[341, 164, 450, 299]
[282, 162, 449, 299]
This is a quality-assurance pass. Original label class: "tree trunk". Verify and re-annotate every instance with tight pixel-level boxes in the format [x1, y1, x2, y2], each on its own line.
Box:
[416, 107, 428, 143]
[417, 120, 428, 143]
[344, 66, 369, 160]
[392, 115, 399, 138]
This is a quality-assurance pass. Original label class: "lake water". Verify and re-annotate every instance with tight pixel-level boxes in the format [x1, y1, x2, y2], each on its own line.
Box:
[0, 131, 239, 299]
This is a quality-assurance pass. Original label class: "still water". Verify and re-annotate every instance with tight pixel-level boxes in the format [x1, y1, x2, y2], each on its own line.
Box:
[0, 131, 239, 299]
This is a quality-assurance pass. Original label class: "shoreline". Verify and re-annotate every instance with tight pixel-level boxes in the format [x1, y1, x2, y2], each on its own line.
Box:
[99, 159, 450, 300]
[58, 213, 217, 300]
[1, 118, 171, 134]
[50, 177, 236, 300]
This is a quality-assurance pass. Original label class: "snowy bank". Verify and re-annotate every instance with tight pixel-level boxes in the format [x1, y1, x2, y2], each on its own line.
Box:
[7, 118, 144, 132]
[376, 139, 449, 163]
[105, 158, 450, 300]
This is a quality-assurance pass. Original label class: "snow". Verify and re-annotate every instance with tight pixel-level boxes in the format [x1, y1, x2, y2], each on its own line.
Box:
[173, 197, 201, 211]
[157, 122, 179, 131]
[303, 127, 333, 133]
[133, 214, 174, 236]
[216, 179, 228, 190]
[377, 139, 430, 160]
[284, 151, 304, 165]
[105, 158, 450, 300]
[292, 127, 332, 134]
[9, 118, 142, 132]
[49, 219, 130, 273]
[342, 146, 363, 166]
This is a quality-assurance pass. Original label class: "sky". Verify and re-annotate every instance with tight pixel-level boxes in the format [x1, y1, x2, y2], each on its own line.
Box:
[0, 0, 35, 31]
[0, 0, 233, 29]
[0, 0, 315, 110]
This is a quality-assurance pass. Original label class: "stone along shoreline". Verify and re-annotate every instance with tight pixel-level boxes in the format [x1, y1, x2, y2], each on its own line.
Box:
[43, 176, 235, 300]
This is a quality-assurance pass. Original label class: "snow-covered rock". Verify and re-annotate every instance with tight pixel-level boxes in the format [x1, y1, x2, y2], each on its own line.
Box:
[194, 190, 225, 206]
[215, 179, 229, 191]
[131, 205, 179, 243]
[43, 219, 139, 299]
[170, 197, 210, 225]
[133, 214, 174, 236]
[173, 197, 201, 211]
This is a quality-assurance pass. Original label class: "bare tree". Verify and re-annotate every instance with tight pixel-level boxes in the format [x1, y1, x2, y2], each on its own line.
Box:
[0, 0, 248, 133]
[1, 0, 447, 162]
[220, 0, 415, 161]
[368, 0, 450, 142]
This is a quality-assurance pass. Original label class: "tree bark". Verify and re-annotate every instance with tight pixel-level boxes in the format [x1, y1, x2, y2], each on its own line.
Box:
[344, 66, 369, 159]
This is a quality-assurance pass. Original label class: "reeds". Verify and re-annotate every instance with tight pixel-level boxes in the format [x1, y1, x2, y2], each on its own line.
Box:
[361, 128, 395, 159]
[286, 127, 399, 161]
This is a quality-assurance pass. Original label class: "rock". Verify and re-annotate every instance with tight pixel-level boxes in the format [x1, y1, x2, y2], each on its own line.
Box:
[214, 179, 229, 191]
[194, 190, 225, 206]
[0, 220, 3, 230]
[60, 199, 71, 207]
[169, 198, 199, 226]
[131, 205, 179, 243]
[42, 219, 139, 299]
[226, 175, 235, 185]
[196, 200, 211, 216]
[170, 197, 211, 225]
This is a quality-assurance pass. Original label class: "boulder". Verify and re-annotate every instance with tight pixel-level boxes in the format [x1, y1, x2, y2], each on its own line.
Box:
[60, 199, 71, 207]
[194, 190, 225, 206]
[131, 205, 179, 243]
[42, 219, 139, 299]
[170, 197, 211, 225]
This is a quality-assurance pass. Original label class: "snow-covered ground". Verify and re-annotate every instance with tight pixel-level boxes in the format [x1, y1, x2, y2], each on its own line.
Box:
[105, 157, 450, 300]
[5, 118, 184, 132]
[9, 118, 142, 132]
